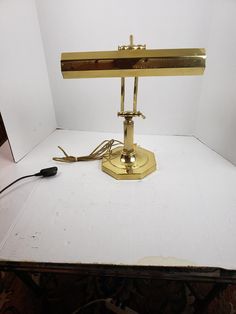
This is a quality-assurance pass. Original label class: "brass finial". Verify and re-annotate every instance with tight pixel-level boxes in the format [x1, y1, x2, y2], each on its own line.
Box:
[118, 35, 146, 50]
[130, 34, 134, 47]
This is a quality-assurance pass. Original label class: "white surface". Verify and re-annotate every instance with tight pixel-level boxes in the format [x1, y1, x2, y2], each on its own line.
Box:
[35, 0, 211, 135]
[0, 130, 236, 269]
[196, 0, 236, 165]
[0, 140, 51, 243]
[0, 0, 56, 162]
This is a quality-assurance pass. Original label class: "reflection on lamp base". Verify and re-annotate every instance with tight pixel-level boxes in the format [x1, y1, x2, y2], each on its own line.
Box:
[102, 145, 156, 180]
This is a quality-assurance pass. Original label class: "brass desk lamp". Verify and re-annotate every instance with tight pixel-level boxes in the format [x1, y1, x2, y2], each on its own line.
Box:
[60, 35, 206, 180]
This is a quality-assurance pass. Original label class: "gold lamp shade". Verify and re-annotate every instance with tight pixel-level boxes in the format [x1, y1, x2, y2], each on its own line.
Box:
[61, 48, 206, 79]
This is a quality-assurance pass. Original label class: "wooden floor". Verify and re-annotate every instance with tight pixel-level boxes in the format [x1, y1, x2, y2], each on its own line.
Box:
[0, 271, 235, 314]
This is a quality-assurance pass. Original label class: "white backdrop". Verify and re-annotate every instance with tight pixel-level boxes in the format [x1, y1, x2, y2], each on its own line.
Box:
[0, 0, 235, 165]
[35, 0, 213, 136]
[0, 0, 56, 162]
[196, 0, 236, 165]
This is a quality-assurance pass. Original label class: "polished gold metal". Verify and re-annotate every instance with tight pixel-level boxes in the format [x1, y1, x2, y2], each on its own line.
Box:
[102, 36, 156, 179]
[102, 145, 156, 180]
[61, 46, 206, 79]
[60, 35, 206, 180]
[103, 74, 156, 180]
[121, 77, 125, 112]
[118, 34, 146, 51]
[133, 77, 138, 113]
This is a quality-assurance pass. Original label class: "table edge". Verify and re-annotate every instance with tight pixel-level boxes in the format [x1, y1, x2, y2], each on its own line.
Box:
[0, 261, 236, 283]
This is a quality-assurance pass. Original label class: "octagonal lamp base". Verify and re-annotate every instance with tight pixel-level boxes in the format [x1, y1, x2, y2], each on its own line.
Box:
[102, 145, 157, 180]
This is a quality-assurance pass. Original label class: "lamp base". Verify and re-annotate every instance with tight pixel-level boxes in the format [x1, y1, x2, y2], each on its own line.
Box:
[102, 145, 156, 180]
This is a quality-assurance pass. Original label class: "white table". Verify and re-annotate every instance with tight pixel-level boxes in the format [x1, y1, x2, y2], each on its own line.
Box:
[0, 130, 236, 281]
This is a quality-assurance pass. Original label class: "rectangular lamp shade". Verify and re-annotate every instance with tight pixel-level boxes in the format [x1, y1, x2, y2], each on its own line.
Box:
[61, 48, 206, 79]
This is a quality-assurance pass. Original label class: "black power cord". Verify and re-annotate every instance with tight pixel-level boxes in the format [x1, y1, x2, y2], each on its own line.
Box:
[0, 167, 58, 194]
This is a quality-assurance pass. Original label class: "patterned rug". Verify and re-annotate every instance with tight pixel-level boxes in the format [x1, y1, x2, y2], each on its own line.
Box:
[1, 271, 236, 314]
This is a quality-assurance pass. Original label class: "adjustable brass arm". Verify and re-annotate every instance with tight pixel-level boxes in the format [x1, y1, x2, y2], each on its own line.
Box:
[133, 77, 138, 113]
[120, 77, 125, 113]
